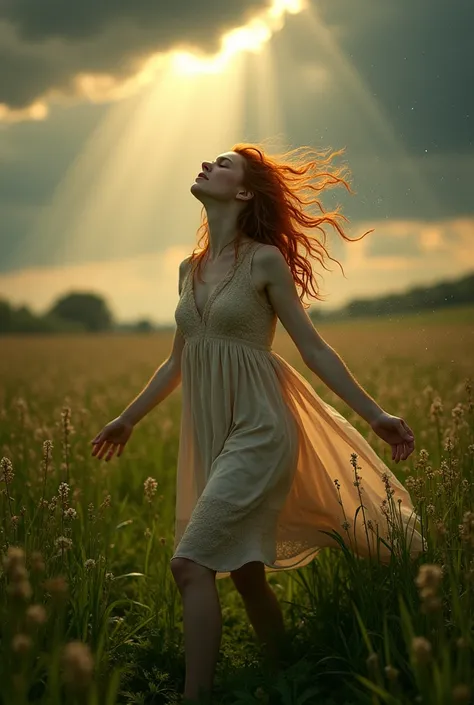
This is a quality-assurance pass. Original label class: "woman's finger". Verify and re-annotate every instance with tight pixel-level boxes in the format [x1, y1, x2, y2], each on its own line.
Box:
[92, 440, 106, 456]
[97, 441, 112, 459]
[394, 442, 405, 463]
[95, 442, 106, 458]
[400, 419, 414, 439]
[105, 444, 116, 461]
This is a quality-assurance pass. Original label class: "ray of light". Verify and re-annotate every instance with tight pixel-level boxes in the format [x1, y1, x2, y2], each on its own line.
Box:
[301, 4, 438, 216]
[29, 51, 248, 268]
[252, 40, 286, 149]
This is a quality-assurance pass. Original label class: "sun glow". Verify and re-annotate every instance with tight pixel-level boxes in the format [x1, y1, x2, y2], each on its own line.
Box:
[24, 0, 311, 270]
[171, 0, 306, 75]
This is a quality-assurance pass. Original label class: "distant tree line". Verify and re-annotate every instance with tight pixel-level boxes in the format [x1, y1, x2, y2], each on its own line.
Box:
[0, 292, 117, 334]
[0, 270, 472, 334]
[309, 271, 474, 321]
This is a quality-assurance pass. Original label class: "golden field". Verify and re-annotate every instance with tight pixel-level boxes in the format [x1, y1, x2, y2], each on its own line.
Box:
[0, 306, 473, 704]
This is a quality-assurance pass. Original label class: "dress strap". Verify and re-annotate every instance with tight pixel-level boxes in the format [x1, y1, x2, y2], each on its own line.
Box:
[241, 241, 274, 313]
[245, 240, 265, 272]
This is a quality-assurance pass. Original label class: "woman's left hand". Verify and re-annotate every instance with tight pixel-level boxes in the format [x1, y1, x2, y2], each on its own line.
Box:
[369, 411, 415, 463]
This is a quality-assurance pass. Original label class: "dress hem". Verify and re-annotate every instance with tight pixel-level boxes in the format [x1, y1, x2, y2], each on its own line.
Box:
[170, 545, 322, 578]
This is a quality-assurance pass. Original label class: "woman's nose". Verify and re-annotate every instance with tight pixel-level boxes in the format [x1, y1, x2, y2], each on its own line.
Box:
[202, 161, 211, 173]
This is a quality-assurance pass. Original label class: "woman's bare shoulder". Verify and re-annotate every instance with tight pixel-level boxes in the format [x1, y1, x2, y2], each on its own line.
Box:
[180, 254, 194, 272]
[178, 256, 193, 294]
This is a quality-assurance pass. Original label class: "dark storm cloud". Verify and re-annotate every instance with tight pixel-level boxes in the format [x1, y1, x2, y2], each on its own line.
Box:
[0, 0, 471, 159]
[2, 0, 267, 41]
[0, 0, 270, 108]
[282, 0, 474, 156]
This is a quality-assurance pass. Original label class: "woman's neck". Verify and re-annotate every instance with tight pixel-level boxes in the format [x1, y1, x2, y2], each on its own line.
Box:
[204, 203, 243, 260]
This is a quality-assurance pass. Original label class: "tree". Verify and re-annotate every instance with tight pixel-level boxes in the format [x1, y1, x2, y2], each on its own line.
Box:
[134, 319, 155, 333]
[0, 299, 13, 333]
[48, 292, 114, 332]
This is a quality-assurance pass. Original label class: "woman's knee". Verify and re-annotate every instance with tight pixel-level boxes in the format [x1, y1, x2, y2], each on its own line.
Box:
[170, 557, 214, 591]
[230, 561, 266, 597]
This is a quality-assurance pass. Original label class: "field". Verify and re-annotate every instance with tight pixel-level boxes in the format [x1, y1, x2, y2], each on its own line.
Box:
[0, 305, 473, 704]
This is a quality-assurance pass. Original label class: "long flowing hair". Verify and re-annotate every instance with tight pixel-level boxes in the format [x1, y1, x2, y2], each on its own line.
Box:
[190, 142, 374, 308]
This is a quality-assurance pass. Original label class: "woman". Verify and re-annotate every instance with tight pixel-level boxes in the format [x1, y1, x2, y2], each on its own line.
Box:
[91, 143, 423, 704]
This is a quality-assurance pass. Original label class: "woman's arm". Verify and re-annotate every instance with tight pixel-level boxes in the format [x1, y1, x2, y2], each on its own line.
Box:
[118, 257, 190, 427]
[119, 356, 182, 426]
[306, 344, 416, 463]
[306, 345, 383, 424]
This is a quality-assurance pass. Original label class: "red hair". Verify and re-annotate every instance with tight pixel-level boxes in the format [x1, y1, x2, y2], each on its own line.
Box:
[191, 142, 374, 308]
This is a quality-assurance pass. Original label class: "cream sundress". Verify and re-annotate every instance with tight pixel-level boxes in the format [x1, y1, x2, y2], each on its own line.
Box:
[172, 239, 423, 579]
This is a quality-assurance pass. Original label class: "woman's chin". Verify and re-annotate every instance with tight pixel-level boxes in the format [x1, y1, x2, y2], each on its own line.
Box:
[190, 181, 207, 200]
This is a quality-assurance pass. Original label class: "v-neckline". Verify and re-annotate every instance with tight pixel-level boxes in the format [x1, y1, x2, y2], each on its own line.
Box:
[190, 240, 255, 325]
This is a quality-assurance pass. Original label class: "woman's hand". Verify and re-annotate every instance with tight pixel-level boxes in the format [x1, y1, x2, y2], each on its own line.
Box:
[90, 416, 134, 461]
[369, 411, 415, 464]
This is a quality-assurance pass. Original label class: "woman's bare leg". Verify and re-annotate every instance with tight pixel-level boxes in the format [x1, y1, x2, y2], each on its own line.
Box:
[170, 557, 221, 702]
[230, 561, 286, 667]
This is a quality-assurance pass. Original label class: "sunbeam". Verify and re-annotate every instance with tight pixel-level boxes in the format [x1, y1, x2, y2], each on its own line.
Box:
[27, 0, 307, 269]
[301, 4, 438, 216]
[32, 52, 247, 267]
[252, 40, 286, 150]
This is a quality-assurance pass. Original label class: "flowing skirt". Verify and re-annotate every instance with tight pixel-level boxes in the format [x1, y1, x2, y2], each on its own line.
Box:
[172, 339, 424, 579]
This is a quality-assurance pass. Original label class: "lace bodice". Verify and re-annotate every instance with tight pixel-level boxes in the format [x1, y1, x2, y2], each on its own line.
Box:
[174, 240, 277, 351]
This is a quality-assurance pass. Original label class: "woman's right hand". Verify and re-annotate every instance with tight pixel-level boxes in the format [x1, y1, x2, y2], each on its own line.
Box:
[90, 416, 134, 461]
[369, 411, 415, 463]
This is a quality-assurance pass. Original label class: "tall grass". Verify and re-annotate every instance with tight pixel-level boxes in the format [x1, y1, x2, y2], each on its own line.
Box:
[0, 318, 472, 704]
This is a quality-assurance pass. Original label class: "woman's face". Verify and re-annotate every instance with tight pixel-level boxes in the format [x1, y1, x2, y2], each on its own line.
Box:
[190, 151, 252, 204]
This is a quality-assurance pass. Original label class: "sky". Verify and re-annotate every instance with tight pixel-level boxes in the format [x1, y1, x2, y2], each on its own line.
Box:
[0, 0, 472, 325]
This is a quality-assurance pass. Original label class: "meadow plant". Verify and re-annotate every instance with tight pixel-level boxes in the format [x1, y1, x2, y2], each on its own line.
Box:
[312, 377, 474, 704]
